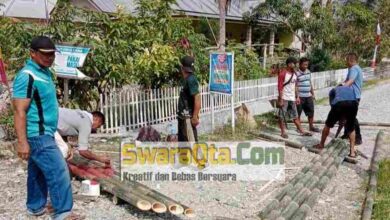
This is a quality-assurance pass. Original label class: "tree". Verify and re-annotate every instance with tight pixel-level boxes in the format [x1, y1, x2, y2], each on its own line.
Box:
[377, 0, 390, 59]
[216, 0, 251, 51]
[254, 0, 307, 47]
[217, 0, 229, 51]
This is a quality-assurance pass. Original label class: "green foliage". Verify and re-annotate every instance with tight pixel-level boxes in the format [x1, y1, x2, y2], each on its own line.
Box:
[334, 1, 376, 59]
[307, 47, 332, 72]
[373, 159, 390, 219]
[0, 0, 211, 109]
[227, 43, 267, 80]
[328, 59, 346, 70]
[377, 0, 390, 60]
[195, 17, 218, 44]
[0, 107, 16, 141]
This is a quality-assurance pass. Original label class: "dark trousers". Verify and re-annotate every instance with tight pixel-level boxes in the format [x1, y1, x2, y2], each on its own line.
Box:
[178, 118, 198, 142]
[344, 99, 362, 140]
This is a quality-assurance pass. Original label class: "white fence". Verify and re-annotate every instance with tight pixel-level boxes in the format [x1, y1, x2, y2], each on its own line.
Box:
[100, 68, 373, 134]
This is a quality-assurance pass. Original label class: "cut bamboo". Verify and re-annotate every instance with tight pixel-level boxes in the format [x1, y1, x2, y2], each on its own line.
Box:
[256, 131, 304, 149]
[69, 154, 190, 216]
[258, 139, 349, 219]
[101, 178, 167, 213]
[300, 120, 390, 128]
[99, 178, 152, 211]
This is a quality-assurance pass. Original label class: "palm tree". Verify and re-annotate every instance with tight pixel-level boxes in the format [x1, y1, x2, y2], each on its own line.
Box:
[217, 0, 230, 51]
[217, 0, 257, 51]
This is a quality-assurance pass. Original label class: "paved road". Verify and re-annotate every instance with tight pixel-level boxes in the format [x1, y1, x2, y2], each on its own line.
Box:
[314, 80, 390, 124]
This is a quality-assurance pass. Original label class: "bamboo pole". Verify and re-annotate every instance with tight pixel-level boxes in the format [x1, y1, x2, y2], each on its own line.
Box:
[70, 154, 190, 216]
[300, 120, 390, 128]
[255, 131, 304, 149]
[99, 178, 152, 211]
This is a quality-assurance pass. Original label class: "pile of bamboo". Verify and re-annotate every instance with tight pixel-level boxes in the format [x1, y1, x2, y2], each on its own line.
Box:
[69, 154, 195, 218]
[258, 139, 349, 220]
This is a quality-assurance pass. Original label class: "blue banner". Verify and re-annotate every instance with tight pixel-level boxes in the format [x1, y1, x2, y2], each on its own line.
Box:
[209, 52, 234, 94]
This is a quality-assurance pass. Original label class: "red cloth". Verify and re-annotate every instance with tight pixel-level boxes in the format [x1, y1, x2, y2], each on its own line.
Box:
[0, 58, 7, 86]
[277, 68, 288, 94]
[68, 163, 114, 180]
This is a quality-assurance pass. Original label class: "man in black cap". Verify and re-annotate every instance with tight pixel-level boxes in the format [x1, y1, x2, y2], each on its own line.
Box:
[177, 56, 201, 141]
[12, 36, 76, 219]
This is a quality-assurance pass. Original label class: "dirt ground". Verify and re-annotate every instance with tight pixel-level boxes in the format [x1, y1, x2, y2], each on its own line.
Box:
[1, 82, 390, 220]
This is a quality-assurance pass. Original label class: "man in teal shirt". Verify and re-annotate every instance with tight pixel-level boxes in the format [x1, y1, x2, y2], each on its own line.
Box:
[13, 36, 75, 220]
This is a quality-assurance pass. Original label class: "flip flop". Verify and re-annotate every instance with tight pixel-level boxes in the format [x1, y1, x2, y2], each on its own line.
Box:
[281, 133, 289, 139]
[310, 127, 321, 132]
[348, 150, 358, 158]
[300, 132, 312, 136]
[309, 144, 324, 153]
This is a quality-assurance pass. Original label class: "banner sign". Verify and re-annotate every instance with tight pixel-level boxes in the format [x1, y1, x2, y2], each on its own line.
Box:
[0, 48, 8, 86]
[209, 52, 234, 94]
[54, 45, 90, 79]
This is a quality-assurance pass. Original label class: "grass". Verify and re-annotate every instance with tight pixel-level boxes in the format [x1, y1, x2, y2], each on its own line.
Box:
[363, 78, 383, 89]
[198, 122, 258, 142]
[315, 97, 329, 105]
[199, 112, 279, 142]
[372, 159, 390, 220]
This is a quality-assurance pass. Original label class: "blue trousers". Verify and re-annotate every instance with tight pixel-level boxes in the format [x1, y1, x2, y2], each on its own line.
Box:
[27, 135, 73, 220]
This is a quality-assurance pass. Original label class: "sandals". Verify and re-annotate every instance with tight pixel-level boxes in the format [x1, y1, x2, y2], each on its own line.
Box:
[300, 132, 312, 136]
[348, 150, 358, 158]
[281, 133, 289, 139]
[310, 127, 321, 132]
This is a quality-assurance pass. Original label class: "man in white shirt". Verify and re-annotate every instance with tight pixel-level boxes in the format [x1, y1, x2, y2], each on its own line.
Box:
[55, 108, 111, 165]
[277, 57, 312, 139]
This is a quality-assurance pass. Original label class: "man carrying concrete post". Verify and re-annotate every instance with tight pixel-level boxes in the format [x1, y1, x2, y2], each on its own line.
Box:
[177, 56, 201, 142]
[55, 107, 110, 165]
[296, 57, 320, 132]
[314, 86, 359, 157]
[277, 57, 312, 138]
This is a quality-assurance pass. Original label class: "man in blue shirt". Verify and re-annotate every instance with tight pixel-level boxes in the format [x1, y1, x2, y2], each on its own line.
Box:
[341, 53, 363, 145]
[314, 86, 359, 157]
[13, 36, 75, 220]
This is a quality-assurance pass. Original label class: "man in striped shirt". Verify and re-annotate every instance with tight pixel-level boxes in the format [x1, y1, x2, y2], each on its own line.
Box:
[296, 57, 320, 132]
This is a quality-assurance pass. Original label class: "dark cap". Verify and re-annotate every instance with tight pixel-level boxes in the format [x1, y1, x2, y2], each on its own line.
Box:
[30, 36, 57, 53]
[180, 56, 195, 73]
[286, 57, 298, 65]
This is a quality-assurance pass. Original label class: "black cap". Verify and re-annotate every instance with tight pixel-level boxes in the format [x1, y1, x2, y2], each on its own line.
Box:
[286, 57, 298, 65]
[30, 36, 57, 53]
[180, 56, 195, 73]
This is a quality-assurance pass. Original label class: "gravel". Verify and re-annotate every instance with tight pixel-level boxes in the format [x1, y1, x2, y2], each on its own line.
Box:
[1, 80, 390, 220]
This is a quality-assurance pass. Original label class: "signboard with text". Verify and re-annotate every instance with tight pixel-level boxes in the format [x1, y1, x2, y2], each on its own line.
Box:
[209, 52, 234, 95]
[54, 45, 90, 79]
